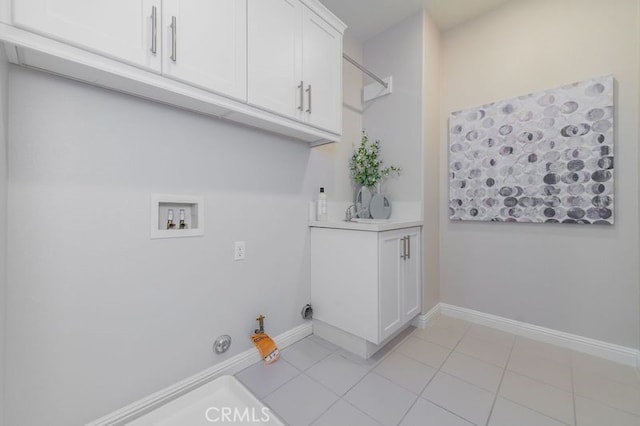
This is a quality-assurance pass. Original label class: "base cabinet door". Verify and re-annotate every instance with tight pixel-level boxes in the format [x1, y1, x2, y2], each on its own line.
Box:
[379, 227, 422, 342]
[13, 0, 161, 71]
[162, 0, 247, 100]
[402, 229, 421, 319]
[379, 231, 403, 340]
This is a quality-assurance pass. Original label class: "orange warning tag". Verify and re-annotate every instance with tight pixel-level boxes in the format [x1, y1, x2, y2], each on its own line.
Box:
[251, 333, 280, 364]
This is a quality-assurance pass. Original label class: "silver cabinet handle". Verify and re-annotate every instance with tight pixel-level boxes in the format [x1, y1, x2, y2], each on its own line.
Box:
[170, 16, 177, 62]
[306, 84, 312, 113]
[298, 81, 304, 111]
[150, 6, 158, 54]
[406, 235, 411, 259]
[400, 237, 406, 259]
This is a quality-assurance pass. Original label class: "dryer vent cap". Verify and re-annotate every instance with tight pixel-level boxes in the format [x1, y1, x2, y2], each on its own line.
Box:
[301, 304, 313, 320]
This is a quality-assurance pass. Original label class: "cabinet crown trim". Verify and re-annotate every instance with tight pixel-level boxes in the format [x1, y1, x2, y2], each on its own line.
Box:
[300, 0, 347, 33]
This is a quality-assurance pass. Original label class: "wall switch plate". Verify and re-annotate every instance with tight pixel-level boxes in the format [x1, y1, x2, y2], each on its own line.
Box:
[234, 241, 246, 261]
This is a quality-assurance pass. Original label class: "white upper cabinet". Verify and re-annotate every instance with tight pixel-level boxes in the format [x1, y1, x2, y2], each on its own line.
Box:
[6, 0, 344, 143]
[13, 0, 162, 72]
[162, 0, 247, 101]
[247, 0, 343, 134]
[247, 0, 302, 118]
[301, 6, 341, 133]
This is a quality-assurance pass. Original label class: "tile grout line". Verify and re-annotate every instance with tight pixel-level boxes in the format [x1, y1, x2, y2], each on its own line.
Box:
[569, 391, 640, 419]
[259, 338, 352, 424]
[337, 329, 418, 425]
[546, 351, 640, 419]
[442, 320, 640, 424]
[570, 355, 578, 426]
[443, 323, 516, 370]
[255, 338, 338, 415]
[504, 365, 574, 393]
[249, 322, 640, 425]
[306, 329, 415, 425]
[237, 358, 302, 400]
[259, 362, 303, 401]
[484, 346, 577, 424]
[420, 399, 479, 426]
[394, 320, 468, 426]
[356, 319, 470, 425]
[403, 319, 482, 425]
[305, 393, 341, 426]
[495, 395, 575, 425]
[484, 334, 515, 426]
[394, 393, 421, 426]
[282, 340, 346, 424]
[420, 323, 511, 394]
[337, 398, 386, 426]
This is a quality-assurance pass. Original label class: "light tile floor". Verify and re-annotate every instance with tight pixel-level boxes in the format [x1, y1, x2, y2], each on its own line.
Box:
[235, 315, 640, 426]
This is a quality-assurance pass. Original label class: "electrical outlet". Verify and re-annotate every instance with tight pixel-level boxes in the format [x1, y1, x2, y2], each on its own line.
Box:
[234, 241, 246, 261]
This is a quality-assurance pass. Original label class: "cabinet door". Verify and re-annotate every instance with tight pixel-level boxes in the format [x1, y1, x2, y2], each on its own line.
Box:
[14, 0, 161, 71]
[379, 232, 403, 342]
[402, 229, 421, 320]
[247, 0, 302, 119]
[301, 6, 342, 133]
[163, 0, 247, 100]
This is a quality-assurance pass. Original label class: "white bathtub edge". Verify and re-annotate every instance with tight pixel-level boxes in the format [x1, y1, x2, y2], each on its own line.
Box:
[87, 322, 313, 426]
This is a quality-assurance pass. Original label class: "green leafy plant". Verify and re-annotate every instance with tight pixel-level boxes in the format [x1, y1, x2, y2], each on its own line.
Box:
[350, 131, 401, 188]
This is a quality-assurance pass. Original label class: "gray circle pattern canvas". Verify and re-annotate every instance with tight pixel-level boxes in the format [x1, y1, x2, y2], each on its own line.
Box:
[448, 75, 614, 225]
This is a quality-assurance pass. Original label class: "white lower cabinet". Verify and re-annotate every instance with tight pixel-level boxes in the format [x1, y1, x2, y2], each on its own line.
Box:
[310, 226, 421, 345]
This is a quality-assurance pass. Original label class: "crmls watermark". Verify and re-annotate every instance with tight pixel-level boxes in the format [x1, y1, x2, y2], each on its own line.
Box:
[204, 406, 271, 423]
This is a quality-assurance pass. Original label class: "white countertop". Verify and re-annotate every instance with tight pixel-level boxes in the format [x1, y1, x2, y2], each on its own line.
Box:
[309, 219, 423, 232]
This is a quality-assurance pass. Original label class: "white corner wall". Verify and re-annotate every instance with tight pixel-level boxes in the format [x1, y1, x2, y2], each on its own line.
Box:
[422, 10, 441, 312]
[440, 0, 640, 349]
[0, 49, 8, 426]
[5, 67, 324, 426]
[362, 12, 424, 203]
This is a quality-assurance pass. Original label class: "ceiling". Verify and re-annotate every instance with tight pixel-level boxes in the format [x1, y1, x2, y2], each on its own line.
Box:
[319, 0, 513, 41]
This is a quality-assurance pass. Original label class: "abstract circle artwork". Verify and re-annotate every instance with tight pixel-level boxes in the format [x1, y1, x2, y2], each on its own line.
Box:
[448, 75, 614, 225]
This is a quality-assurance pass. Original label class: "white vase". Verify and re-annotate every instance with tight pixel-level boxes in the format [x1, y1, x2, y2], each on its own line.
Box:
[355, 186, 373, 218]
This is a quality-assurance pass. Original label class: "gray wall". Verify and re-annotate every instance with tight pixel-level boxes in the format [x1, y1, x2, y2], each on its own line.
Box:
[0, 48, 8, 426]
[2, 31, 362, 425]
[362, 12, 423, 203]
[440, 0, 640, 348]
[5, 67, 322, 426]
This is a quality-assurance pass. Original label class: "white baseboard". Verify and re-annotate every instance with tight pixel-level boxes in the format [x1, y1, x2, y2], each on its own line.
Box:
[439, 303, 640, 367]
[411, 303, 441, 329]
[88, 323, 312, 426]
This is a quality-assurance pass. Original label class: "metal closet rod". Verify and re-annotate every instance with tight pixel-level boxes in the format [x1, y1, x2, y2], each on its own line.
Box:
[343, 53, 388, 89]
